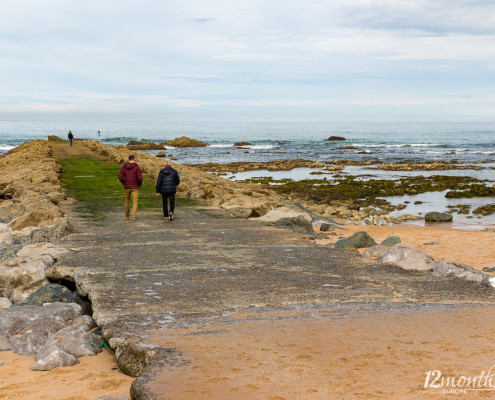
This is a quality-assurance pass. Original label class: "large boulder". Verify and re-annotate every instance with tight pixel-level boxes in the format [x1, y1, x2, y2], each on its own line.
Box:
[163, 136, 208, 147]
[326, 136, 346, 141]
[335, 231, 376, 249]
[381, 244, 435, 271]
[381, 236, 401, 246]
[425, 212, 453, 222]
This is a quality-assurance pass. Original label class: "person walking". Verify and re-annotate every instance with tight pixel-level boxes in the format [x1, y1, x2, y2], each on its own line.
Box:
[97, 130, 101, 142]
[156, 159, 180, 221]
[68, 131, 74, 146]
[118, 155, 143, 221]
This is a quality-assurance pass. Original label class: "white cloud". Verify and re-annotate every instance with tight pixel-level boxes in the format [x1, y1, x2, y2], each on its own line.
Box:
[0, 0, 494, 119]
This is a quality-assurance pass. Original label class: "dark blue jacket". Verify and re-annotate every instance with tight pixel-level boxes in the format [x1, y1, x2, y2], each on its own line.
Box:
[156, 167, 180, 194]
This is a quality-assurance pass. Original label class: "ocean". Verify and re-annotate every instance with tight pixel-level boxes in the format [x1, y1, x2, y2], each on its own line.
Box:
[1, 120, 494, 229]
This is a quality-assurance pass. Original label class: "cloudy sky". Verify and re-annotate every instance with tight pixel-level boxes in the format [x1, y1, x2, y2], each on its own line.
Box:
[1, 0, 494, 121]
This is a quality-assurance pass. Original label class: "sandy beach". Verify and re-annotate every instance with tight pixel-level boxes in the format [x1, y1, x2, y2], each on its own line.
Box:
[2, 221, 494, 399]
[327, 223, 495, 271]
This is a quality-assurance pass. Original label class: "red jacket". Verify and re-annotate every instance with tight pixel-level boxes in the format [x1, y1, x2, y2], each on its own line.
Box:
[118, 162, 142, 189]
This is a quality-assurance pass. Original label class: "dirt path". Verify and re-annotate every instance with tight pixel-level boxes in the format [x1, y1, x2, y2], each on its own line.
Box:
[50, 140, 107, 160]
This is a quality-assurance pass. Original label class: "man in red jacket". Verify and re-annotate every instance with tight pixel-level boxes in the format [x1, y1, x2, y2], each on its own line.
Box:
[118, 155, 143, 221]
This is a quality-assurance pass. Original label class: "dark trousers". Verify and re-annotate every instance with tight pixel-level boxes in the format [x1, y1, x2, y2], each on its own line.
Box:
[161, 193, 175, 216]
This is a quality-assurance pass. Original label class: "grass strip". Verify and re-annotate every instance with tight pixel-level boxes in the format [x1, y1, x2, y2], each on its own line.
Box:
[59, 157, 193, 220]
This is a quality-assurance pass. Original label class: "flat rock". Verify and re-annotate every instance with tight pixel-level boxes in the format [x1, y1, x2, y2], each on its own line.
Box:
[381, 244, 435, 271]
[256, 207, 311, 223]
[17, 242, 70, 260]
[432, 261, 488, 283]
[362, 245, 389, 258]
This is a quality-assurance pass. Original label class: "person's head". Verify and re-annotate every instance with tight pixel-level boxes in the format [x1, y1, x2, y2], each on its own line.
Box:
[128, 155, 135, 162]
[164, 158, 172, 166]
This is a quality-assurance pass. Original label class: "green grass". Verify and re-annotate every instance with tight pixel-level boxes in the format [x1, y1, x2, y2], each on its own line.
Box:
[59, 157, 193, 220]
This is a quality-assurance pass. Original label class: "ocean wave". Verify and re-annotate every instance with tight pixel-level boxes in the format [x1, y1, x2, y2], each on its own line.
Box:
[0, 145, 14, 151]
[210, 144, 234, 148]
[242, 145, 277, 150]
[352, 143, 440, 148]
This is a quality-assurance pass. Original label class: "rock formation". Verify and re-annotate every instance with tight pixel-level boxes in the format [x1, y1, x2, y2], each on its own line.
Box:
[162, 136, 208, 147]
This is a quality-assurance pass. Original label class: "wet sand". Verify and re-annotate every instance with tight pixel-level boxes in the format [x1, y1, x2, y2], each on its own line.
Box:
[326, 223, 495, 271]
[148, 305, 495, 399]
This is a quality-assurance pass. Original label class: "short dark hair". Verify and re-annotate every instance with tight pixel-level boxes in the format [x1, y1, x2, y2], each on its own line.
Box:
[128, 155, 135, 161]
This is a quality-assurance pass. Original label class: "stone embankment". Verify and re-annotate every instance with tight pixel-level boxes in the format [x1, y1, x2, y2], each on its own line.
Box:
[0, 139, 74, 303]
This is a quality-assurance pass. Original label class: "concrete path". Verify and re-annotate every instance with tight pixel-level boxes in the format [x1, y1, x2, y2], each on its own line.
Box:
[50, 142, 495, 399]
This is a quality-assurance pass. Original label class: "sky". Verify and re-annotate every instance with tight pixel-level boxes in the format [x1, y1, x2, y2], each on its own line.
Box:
[0, 0, 494, 121]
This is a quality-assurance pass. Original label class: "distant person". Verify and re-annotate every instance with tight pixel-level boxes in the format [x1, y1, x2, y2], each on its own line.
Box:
[156, 159, 180, 221]
[118, 155, 143, 221]
[97, 130, 101, 142]
[68, 131, 74, 146]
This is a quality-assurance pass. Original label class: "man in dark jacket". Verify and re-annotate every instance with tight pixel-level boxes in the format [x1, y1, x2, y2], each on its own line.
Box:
[118, 155, 143, 221]
[155, 158, 180, 221]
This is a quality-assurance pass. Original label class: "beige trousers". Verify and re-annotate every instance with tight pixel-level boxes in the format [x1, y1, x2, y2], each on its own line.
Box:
[124, 189, 139, 219]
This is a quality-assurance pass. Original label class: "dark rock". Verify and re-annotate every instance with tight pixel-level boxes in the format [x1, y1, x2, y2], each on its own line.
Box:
[335, 232, 377, 249]
[23, 283, 74, 305]
[274, 216, 327, 239]
[424, 241, 443, 246]
[482, 267, 495, 273]
[234, 142, 252, 146]
[381, 236, 401, 246]
[22, 283, 92, 315]
[425, 212, 453, 222]
[127, 140, 144, 146]
[319, 222, 334, 232]
[326, 136, 346, 141]
[155, 151, 166, 157]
